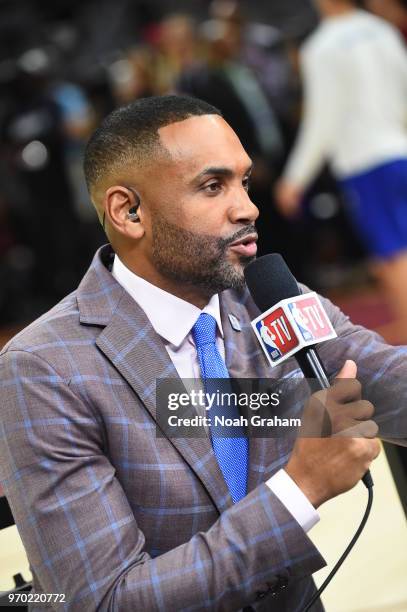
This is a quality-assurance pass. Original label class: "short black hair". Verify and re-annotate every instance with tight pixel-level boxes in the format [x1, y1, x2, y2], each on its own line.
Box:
[84, 94, 222, 196]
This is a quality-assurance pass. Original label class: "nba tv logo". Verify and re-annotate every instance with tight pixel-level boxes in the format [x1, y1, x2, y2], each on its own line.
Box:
[252, 292, 337, 367]
[255, 307, 299, 362]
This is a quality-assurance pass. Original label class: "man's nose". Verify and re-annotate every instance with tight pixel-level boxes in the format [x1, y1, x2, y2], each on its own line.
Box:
[228, 191, 259, 225]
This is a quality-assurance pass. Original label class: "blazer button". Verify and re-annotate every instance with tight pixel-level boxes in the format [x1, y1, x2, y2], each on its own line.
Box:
[256, 590, 268, 600]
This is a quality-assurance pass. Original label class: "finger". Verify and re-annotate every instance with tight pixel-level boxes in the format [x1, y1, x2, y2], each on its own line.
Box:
[333, 400, 374, 422]
[335, 360, 357, 380]
[330, 377, 362, 403]
[330, 416, 360, 435]
[334, 419, 379, 439]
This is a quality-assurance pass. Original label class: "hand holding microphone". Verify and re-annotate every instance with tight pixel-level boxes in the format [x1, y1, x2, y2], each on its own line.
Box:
[244, 253, 377, 492]
[285, 359, 381, 509]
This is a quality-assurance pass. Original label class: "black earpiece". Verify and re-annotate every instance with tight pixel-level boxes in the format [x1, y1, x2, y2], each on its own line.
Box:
[127, 206, 140, 222]
[127, 188, 141, 222]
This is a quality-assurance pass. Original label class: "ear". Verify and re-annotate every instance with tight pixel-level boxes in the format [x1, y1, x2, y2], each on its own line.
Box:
[103, 186, 145, 239]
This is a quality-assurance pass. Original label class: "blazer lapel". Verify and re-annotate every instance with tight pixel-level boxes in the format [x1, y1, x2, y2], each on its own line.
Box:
[78, 246, 232, 514]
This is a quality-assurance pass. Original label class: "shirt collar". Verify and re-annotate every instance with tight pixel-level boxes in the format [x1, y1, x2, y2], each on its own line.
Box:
[112, 254, 224, 347]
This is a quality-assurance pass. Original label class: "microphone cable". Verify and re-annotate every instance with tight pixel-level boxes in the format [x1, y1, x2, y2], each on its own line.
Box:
[302, 480, 374, 611]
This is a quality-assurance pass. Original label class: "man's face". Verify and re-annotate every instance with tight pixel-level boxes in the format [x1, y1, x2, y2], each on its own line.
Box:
[138, 114, 259, 294]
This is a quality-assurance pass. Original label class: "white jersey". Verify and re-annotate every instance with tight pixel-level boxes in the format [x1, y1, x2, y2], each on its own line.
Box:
[284, 10, 407, 187]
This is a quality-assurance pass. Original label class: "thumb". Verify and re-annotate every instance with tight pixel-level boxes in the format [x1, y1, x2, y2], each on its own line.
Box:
[336, 359, 357, 379]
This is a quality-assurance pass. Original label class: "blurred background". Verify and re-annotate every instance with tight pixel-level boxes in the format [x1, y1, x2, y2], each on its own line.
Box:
[0, 0, 406, 610]
[0, 0, 392, 334]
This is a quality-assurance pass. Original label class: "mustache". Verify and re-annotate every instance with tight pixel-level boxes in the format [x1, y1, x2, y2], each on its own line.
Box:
[221, 225, 258, 247]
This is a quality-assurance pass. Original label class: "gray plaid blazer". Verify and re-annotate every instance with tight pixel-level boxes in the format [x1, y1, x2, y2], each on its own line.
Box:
[1, 245, 406, 611]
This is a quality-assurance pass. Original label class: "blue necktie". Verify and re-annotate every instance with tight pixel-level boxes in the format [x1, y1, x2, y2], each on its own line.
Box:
[192, 313, 248, 503]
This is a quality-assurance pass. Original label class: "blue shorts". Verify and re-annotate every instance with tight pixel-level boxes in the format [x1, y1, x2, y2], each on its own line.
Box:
[340, 159, 407, 260]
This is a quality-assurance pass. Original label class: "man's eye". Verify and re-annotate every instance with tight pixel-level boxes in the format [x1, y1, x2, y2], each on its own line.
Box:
[203, 181, 222, 194]
[243, 177, 251, 192]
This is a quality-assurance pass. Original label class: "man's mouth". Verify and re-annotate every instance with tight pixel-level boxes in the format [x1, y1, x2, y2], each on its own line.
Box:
[228, 233, 258, 257]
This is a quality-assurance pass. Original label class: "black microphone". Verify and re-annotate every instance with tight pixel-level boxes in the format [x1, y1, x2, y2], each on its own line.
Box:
[244, 253, 373, 489]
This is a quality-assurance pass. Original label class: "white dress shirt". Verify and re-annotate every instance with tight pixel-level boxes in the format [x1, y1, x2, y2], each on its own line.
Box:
[112, 254, 319, 533]
[284, 10, 407, 189]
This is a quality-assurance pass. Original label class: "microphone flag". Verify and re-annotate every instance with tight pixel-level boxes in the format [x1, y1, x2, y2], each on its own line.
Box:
[251, 292, 337, 367]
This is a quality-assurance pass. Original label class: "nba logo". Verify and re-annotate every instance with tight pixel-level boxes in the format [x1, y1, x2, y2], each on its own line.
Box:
[288, 295, 333, 341]
[256, 307, 299, 362]
[288, 302, 315, 342]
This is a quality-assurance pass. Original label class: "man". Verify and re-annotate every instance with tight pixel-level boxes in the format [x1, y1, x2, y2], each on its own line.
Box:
[0, 95, 405, 611]
[275, 0, 407, 344]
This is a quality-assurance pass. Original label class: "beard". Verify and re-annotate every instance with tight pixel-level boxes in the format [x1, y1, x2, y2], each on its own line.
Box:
[150, 212, 256, 294]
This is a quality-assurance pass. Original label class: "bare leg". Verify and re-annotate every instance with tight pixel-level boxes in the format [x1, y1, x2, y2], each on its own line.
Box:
[371, 251, 407, 344]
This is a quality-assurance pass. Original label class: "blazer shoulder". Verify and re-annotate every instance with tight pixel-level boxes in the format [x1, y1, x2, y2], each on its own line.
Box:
[0, 291, 82, 368]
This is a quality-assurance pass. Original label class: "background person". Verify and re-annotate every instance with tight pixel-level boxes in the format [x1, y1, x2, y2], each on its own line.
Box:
[275, 0, 407, 344]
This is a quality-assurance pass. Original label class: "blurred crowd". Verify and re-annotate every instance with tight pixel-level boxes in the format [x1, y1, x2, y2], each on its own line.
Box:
[1, 0, 407, 328]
